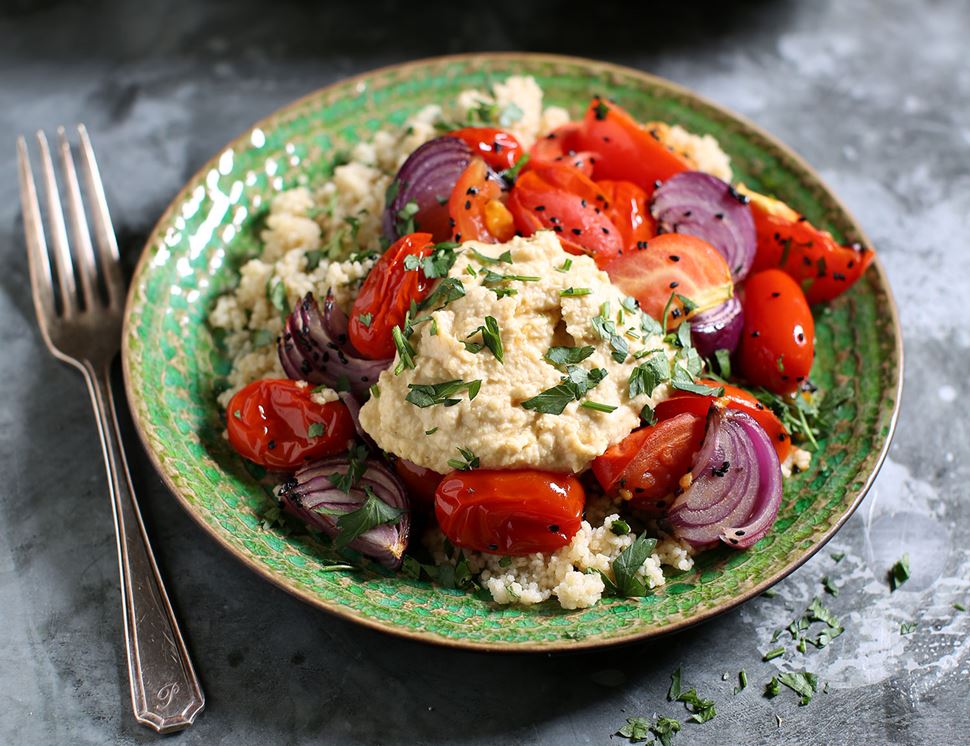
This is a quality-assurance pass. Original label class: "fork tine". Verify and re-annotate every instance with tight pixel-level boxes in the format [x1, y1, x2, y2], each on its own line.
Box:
[57, 127, 101, 309]
[76, 124, 124, 309]
[17, 136, 57, 326]
[35, 130, 78, 318]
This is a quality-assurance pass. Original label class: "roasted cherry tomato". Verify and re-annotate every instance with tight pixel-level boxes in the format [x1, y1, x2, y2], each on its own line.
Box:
[392, 457, 443, 513]
[738, 269, 815, 395]
[450, 127, 523, 171]
[741, 186, 874, 304]
[591, 413, 706, 511]
[575, 97, 690, 193]
[529, 123, 597, 177]
[654, 381, 792, 461]
[434, 470, 585, 555]
[226, 379, 355, 469]
[508, 161, 622, 266]
[596, 179, 656, 252]
[448, 158, 515, 243]
[604, 233, 733, 327]
[348, 232, 435, 359]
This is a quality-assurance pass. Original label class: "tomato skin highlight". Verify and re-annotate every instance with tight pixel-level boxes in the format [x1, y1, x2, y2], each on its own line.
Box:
[592, 413, 706, 511]
[348, 233, 435, 360]
[596, 179, 656, 252]
[743, 186, 874, 304]
[529, 123, 597, 177]
[604, 233, 733, 326]
[449, 158, 509, 243]
[450, 127, 523, 171]
[738, 269, 815, 395]
[655, 381, 792, 461]
[576, 98, 690, 193]
[434, 470, 585, 555]
[226, 379, 356, 469]
[508, 162, 623, 266]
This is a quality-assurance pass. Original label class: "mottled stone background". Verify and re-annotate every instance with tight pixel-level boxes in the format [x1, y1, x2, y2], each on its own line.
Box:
[1, 0, 968, 743]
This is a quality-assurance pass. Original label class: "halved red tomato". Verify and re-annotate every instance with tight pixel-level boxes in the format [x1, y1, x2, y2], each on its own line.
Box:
[435, 470, 585, 555]
[591, 413, 706, 511]
[603, 233, 733, 327]
[448, 158, 515, 243]
[508, 162, 622, 266]
[226, 379, 355, 469]
[575, 97, 690, 193]
[740, 185, 875, 304]
[348, 232, 435, 359]
[655, 381, 792, 461]
[596, 179, 656, 252]
[450, 127, 523, 171]
[529, 123, 598, 177]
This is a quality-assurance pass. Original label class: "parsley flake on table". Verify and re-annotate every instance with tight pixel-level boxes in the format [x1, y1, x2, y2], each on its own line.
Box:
[332, 486, 405, 551]
[666, 667, 716, 722]
[777, 671, 819, 706]
[889, 553, 910, 591]
[822, 576, 839, 596]
[900, 621, 918, 635]
[406, 379, 482, 408]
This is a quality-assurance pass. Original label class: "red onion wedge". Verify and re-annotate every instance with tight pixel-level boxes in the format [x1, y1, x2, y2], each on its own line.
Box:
[668, 406, 783, 549]
[651, 171, 757, 282]
[278, 291, 391, 400]
[689, 296, 744, 358]
[383, 136, 473, 242]
[277, 454, 410, 568]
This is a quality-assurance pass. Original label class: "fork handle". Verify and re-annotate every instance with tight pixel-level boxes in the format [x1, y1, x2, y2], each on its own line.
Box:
[81, 361, 205, 733]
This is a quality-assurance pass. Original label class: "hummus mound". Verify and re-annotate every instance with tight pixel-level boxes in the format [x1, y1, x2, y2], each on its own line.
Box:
[358, 232, 676, 474]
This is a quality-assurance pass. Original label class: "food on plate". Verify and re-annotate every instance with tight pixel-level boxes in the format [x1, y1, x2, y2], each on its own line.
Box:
[208, 76, 872, 610]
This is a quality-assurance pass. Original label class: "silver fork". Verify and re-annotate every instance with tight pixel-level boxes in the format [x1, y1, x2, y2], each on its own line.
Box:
[17, 126, 204, 733]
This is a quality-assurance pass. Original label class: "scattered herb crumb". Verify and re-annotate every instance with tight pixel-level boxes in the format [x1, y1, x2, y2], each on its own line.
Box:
[900, 621, 918, 635]
[889, 553, 910, 591]
[822, 576, 839, 597]
[763, 647, 785, 661]
[830, 551, 845, 562]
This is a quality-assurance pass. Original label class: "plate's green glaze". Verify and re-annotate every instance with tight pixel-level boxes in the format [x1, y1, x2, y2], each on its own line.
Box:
[122, 54, 902, 651]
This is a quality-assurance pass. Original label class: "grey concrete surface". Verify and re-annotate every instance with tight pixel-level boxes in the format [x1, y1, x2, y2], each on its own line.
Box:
[2, 0, 968, 743]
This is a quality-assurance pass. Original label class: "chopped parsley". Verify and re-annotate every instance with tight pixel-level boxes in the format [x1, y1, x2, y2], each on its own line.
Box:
[266, 277, 288, 316]
[463, 316, 504, 363]
[591, 314, 629, 363]
[610, 519, 631, 536]
[369, 384, 380, 399]
[232, 409, 242, 420]
[667, 667, 716, 722]
[763, 646, 785, 661]
[735, 670, 748, 694]
[777, 671, 819, 706]
[955, 602, 967, 612]
[498, 101, 524, 126]
[304, 249, 324, 271]
[712, 348, 732, 378]
[394, 200, 420, 235]
[500, 153, 530, 184]
[900, 621, 918, 635]
[628, 350, 670, 397]
[391, 325, 417, 373]
[615, 718, 650, 743]
[670, 364, 723, 396]
[327, 443, 369, 493]
[831, 551, 846, 562]
[250, 328, 275, 347]
[559, 286, 591, 297]
[822, 576, 839, 596]
[489, 286, 518, 299]
[332, 486, 405, 551]
[403, 243, 459, 278]
[602, 534, 657, 597]
[544, 345, 595, 369]
[419, 277, 466, 310]
[520, 366, 607, 415]
[555, 258, 573, 273]
[753, 384, 848, 451]
[593, 99, 610, 120]
[468, 247, 513, 266]
[306, 422, 325, 438]
[447, 446, 480, 471]
[765, 677, 781, 698]
[481, 269, 541, 284]
[581, 400, 617, 413]
[889, 553, 910, 591]
[357, 312, 373, 328]
[424, 427, 438, 436]
[640, 404, 657, 426]
[406, 379, 482, 408]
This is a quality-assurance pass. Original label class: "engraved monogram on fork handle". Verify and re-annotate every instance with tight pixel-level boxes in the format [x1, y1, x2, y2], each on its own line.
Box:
[84, 363, 205, 732]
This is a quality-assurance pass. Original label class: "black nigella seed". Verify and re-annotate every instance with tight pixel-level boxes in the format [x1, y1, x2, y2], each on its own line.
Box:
[535, 205, 546, 211]
[601, 227, 610, 235]
[466, 186, 478, 196]
[771, 291, 781, 298]
[548, 524, 560, 533]
[554, 226, 563, 233]
[669, 281, 679, 289]
[267, 440, 276, 450]
[464, 200, 472, 210]
[715, 212, 724, 220]
[488, 544, 498, 551]
[572, 228, 582, 235]
[669, 254, 680, 262]
[751, 330, 761, 337]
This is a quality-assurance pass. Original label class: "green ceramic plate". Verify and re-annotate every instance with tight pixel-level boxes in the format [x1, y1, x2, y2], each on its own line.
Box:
[122, 53, 902, 651]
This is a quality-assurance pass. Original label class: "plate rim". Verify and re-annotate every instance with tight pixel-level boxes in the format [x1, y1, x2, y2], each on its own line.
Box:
[121, 51, 904, 653]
